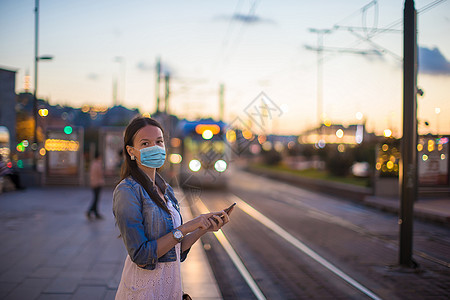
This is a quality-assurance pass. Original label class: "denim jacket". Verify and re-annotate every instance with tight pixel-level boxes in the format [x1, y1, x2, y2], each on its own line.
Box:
[113, 174, 190, 270]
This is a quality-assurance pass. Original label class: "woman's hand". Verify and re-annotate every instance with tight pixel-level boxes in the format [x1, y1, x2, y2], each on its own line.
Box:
[180, 213, 216, 233]
[207, 210, 230, 232]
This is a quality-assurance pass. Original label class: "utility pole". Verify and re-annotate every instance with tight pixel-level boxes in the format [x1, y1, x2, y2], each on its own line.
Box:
[399, 0, 418, 268]
[164, 73, 170, 114]
[32, 0, 40, 170]
[219, 83, 225, 121]
[112, 77, 118, 106]
[308, 29, 331, 127]
[155, 57, 161, 113]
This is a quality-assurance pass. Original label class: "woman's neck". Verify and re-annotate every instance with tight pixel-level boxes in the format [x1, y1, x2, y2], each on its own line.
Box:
[140, 166, 156, 183]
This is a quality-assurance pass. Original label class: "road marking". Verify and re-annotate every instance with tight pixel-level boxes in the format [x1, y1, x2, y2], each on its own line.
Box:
[195, 197, 267, 300]
[230, 194, 383, 300]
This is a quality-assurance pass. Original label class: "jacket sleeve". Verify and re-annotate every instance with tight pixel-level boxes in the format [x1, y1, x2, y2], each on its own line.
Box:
[166, 185, 191, 262]
[113, 184, 158, 268]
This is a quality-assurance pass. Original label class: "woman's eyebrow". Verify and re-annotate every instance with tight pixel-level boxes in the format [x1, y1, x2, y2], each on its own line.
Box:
[139, 136, 163, 142]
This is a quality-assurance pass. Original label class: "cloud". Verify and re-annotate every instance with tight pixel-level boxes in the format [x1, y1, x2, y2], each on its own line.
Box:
[418, 46, 450, 75]
[136, 61, 153, 72]
[215, 14, 275, 25]
[136, 61, 175, 76]
[87, 73, 99, 80]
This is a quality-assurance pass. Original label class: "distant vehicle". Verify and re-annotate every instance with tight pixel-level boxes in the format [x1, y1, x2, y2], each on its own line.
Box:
[351, 162, 370, 177]
[173, 119, 230, 189]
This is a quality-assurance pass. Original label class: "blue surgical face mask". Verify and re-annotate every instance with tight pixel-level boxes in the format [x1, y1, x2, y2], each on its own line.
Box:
[134, 145, 166, 168]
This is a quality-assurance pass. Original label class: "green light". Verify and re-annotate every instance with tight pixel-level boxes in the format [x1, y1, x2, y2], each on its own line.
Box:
[64, 126, 73, 134]
[17, 160, 24, 168]
[16, 144, 25, 152]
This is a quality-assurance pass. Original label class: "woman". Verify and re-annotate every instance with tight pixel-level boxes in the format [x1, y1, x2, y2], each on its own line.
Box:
[113, 116, 230, 299]
[87, 152, 104, 219]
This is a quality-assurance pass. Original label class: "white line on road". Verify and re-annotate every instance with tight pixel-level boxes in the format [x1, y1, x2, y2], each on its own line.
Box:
[195, 198, 267, 300]
[230, 194, 383, 300]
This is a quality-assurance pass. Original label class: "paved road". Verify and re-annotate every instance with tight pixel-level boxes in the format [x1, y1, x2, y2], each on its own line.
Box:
[0, 187, 124, 299]
[186, 170, 450, 299]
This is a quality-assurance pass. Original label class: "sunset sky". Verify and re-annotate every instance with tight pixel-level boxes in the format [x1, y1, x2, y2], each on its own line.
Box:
[1, 0, 449, 136]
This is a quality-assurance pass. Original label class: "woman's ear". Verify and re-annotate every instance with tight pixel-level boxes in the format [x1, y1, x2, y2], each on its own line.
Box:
[126, 145, 135, 160]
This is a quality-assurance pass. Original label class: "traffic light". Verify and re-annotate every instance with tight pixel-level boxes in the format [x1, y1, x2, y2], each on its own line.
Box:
[64, 126, 73, 135]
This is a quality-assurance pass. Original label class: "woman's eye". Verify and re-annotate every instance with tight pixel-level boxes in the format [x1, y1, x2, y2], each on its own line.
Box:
[142, 142, 149, 146]
[157, 140, 164, 144]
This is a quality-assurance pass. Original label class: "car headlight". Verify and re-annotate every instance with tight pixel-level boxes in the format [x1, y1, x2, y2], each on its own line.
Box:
[214, 160, 227, 172]
[189, 159, 201, 172]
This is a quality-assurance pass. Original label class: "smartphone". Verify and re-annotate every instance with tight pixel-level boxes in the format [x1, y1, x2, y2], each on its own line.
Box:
[223, 202, 236, 215]
[210, 203, 237, 224]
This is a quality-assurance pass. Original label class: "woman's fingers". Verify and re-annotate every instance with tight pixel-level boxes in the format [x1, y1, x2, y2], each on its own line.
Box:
[221, 210, 230, 223]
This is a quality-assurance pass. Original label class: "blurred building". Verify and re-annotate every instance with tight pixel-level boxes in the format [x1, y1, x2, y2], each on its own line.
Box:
[0, 67, 17, 153]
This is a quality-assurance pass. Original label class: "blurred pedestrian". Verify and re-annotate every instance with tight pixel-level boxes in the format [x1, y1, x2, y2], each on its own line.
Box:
[86, 152, 105, 219]
[113, 116, 232, 299]
[0, 154, 25, 191]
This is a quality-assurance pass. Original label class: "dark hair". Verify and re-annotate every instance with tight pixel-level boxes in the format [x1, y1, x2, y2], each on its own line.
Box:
[119, 116, 169, 213]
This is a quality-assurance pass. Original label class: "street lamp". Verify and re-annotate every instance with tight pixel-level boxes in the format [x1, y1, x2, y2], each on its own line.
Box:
[32, 0, 53, 170]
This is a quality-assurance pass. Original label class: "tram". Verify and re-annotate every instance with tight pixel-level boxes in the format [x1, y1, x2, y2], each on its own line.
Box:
[172, 119, 230, 189]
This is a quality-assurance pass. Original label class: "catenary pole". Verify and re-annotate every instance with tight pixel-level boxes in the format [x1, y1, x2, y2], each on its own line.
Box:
[33, 0, 39, 170]
[399, 0, 418, 268]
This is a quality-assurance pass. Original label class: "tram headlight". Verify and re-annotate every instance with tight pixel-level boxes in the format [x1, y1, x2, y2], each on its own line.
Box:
[189, 159, 201, 172]
[214, 160, 227, 172]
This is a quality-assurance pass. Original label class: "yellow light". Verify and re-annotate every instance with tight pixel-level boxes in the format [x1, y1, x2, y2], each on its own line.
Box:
[242, 129, 253, 140]
[376, 163, 381, 170]
[387, 161, 394, 169]
[169, 153, 182, 164]
[81, 105, 90, 113]
[324, 119, 331, 127]
[422, 154, 428, 161]
[337, 144, 345, 152]
[262, 141, 272, 151]
[441, 154, 446, 160]
[417, 144, 423, 152]
[195, 124, 220, 135]
[274, 142, 284, 152]
[39, 148, 46, 156]
[438, 144, 443, 151]
[38, 108, 48, 117]
[226, 130, 236, 143]
[382, 144, 389, 151]
[389, 155, 396, 163]
[44, 139, 80, 151]
[142, 112, 151, 118]
[170, 138, 181, 148]
[428, 140, 435, 152]
[336, 129, 344, 138]
[258, 135, 266, 144]
[202, 130, 213, 140]
[384, 129, 392, 138]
